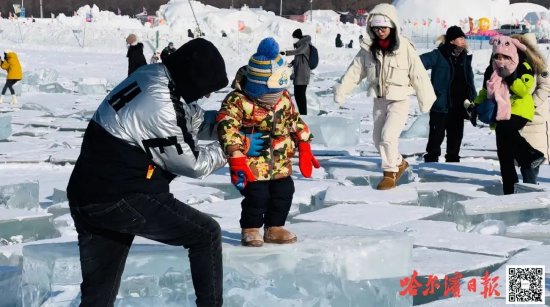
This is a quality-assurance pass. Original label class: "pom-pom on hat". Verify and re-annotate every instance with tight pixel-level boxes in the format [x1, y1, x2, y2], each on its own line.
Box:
[370, 15, 393, 28]
[445, 26, 465, 42]
[244, 37, 290, 99]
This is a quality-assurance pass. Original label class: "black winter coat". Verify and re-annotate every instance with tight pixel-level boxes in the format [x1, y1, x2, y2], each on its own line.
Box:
[127, 43, 147, 76]
[420, 44, 476, 114]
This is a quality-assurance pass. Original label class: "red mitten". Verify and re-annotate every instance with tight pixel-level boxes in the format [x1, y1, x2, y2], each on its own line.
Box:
[228, 156, 256, 190]
[298, 142, 320, 178]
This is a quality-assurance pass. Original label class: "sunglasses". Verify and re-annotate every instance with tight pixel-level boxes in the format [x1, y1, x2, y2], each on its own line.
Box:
[372, 27, 389, 32]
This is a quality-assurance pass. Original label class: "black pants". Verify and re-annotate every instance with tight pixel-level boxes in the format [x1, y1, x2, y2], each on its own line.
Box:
[70, 193, 222, 307]
[239, 176, 294, 228]
[496, 115, 542, 194]
[2, 79, 18, 95]
[424, 111, 464, 162]
[294, 85, 307, 115]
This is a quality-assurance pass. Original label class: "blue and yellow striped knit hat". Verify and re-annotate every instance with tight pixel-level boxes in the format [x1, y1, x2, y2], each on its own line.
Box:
[244, 37, 289, 99]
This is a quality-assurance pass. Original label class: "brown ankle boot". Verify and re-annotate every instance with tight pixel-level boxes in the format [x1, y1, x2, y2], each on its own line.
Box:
[396, 159, 409, 182]
[264, 226, 297, 244]
[377, 171, 397, 190]
[241, 228, 263, 247]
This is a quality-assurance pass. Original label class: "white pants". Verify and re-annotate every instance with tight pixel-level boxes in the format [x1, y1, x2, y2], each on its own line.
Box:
[373, 97, 409, 172]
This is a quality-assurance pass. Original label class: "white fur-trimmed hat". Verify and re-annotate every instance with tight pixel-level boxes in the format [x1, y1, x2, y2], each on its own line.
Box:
[370, 15, 393, 28]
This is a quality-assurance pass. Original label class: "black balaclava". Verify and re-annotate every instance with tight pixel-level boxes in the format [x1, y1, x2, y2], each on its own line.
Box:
[163, 38, 229, 103]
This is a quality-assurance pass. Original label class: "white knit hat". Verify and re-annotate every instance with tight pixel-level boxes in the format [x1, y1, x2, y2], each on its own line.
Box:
[370, 15, 393, 28]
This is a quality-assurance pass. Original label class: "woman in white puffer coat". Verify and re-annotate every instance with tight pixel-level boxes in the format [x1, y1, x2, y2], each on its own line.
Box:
[333, 3, 436, 190]
[513, 33, 550, 184]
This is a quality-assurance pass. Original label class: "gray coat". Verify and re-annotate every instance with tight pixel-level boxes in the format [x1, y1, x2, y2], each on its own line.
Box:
[285, 35, 311, 85]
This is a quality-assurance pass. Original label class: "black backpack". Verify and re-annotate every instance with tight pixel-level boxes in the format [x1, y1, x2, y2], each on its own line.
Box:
[308, 44, 319, 70]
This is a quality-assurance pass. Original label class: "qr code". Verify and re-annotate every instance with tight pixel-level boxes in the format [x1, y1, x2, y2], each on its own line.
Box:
[506, 265, 545, 304]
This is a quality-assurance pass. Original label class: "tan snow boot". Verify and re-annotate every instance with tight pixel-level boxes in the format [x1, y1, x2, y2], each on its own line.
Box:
[264, 226, 297, 244]
[377, 171, 397, 190]
[396, 159, 409, 182]
[10, 95, 17, 105]
[241, 228, 263, 247]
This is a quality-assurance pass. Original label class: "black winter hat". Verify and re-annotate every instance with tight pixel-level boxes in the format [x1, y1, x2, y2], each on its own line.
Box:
[446, 26, 466, 42]
[292, 29, 303, 39]
[163, 38, 228, 103]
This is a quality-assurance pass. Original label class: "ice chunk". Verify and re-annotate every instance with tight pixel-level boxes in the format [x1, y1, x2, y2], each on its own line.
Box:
[323, 185, 419, 206]
[20, 103, 54, 115]
[23, 68, 59, 86]
[291, 179, 340, 215]
[323, 157, 380, 185]
[515, 182, 546, 193]
[0, 181, 39, 210]
[38, 82, 72, 94]
[0, 265, 22, 307]
[385, 220, 541, 257]
[506, 222, 550, 243]
[293, 203, 442, 229]
[0, 208, 58, 244]
[22, 223, 414, 307]
[446, 192, 550, 231]
[409, 182, 489, 208]
[51, 188, 68, 205]
[77, 78, 107, 95]
[417, 162, 502, 189]
[400, 113, 429, 139]
[301, 115, 360, 147]
[470, 220, 506, 236]
[413, 247, 506, 279]
[48, 149, 80, 165]
[0, 116, 12, 140]
[170, 183, 224, 206]
[119, 275, 161, 298]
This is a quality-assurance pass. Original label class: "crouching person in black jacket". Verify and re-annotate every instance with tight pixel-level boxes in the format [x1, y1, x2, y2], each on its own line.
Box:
[67, 38, 229, 307]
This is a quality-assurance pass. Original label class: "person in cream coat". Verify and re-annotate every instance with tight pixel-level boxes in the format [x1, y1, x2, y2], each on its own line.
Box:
[334, 3, 436, 190]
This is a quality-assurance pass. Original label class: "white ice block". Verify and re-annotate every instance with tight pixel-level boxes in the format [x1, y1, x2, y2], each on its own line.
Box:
[385, 220, 541, 257]
[301, 115, 360, 147]
[0, 116, 12, 140]
[77, 78, 107, 95]
[22, 222, 414, 307]
[446, 192, 550, 230]
[0, 265, 22, 307]
[38, 83, 72, 94]
[323, 185, 419, 206]
[293, 203, 442, 229]
[0, 208, 57, 244]
[412, 247, 506, 279]
[0, 181, 39, 210]
[23, 68, 59, 86]
[400, 113, 429, 139]
[506, 222, 550, 243]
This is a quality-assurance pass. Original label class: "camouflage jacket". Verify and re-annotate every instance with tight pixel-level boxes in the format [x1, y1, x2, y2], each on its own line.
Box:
[217, 90, 313, 180]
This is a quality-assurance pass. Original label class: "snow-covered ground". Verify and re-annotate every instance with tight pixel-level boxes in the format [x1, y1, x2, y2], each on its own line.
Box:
[1, 0, 550, 306]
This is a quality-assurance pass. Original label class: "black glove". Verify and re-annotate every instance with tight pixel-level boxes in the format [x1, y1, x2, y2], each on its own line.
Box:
[468, 106, 477, 127]
[280, 51, 285, 55]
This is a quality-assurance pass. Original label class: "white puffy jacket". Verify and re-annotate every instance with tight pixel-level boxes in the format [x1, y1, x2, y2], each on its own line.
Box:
[334, 3, 436, 112]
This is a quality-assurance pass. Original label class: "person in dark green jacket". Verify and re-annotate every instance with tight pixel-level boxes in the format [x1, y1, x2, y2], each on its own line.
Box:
[420, 26, 476, 163]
